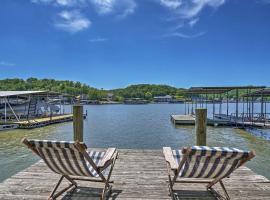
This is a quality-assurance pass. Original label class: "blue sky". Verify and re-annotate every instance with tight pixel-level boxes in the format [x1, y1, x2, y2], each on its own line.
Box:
[0, 0, 270, 89]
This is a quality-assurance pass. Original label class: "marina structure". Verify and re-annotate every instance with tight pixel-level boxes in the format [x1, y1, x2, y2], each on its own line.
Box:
[0, 91, 76, 130]
[171, 86, 270, 128]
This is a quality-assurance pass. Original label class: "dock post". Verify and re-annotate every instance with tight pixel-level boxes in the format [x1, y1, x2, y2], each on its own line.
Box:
[73, 105, 83, 142]
[195, 108, 207, 146]
[236, 89, 239, 119]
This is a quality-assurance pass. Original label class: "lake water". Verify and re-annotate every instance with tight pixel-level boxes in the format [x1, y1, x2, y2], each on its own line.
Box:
[0, 104, 270, 182]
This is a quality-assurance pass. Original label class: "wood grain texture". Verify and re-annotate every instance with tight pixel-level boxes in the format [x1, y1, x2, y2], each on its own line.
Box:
[0, 149, 269, 200]
[73, 105, 83, 142]
[98, 148, 116, 168]
[196, 109, 207, 146]
[163, 147, 178, 170]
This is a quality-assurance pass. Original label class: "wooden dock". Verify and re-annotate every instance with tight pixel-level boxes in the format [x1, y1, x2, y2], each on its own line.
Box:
[214, 114, 270, 128]
[171, 114, 196, 125]
[12, 114, 86, 129]
[0, 149, 269, 199]
[171, 115, 232, 127]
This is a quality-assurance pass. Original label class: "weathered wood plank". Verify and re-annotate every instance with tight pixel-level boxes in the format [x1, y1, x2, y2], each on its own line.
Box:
[163, 147, 178, 169]
[0, 149, 269, 200]
[195, 108, 207, 145]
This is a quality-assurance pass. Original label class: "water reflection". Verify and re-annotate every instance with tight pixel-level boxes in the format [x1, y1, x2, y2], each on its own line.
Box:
[245, 128, 270, 140]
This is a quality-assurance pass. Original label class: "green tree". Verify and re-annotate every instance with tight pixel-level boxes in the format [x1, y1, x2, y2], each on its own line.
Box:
[145, 91, 152, 100]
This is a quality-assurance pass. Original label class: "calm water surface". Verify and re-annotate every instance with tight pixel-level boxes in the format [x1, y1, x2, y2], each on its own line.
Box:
[0, 104, 269, 182]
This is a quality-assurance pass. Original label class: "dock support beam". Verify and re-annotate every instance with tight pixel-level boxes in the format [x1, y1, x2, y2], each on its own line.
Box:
[236, 89, 239, 119]
[4, 98, 7, 123]
[195, 108, 207, 146]
[73, 105, 83, 142]
[226, 91, 229, 117]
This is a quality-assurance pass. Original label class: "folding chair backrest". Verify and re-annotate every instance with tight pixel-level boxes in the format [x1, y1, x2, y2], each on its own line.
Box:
[179, 146, 251, 179]
[26, 139, 100, 177]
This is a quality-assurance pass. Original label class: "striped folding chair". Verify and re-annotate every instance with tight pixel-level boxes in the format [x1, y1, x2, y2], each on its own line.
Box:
[163, 146, 255, 200]
[22, 138, 118, 200]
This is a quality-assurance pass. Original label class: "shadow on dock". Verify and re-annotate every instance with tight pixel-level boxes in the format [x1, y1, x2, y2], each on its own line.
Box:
[62, 187, 122, 200]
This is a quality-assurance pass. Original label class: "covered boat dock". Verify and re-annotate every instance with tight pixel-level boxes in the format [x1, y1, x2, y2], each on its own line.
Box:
[0, 91, 74, 129]
[171, 86, 270, 128]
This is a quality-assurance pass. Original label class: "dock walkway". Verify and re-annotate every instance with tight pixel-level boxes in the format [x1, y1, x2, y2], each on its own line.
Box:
[214, 114, 270, 128]
[0, 149, 269, 199]
[171, 115, 232, 127]
[12, 114, 86, 129]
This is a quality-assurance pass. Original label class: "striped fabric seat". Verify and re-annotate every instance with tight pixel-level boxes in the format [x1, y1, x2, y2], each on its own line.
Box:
[23, 138, 118, 200]
[28, 140, 108, 177]
[172, 146, 250, 179]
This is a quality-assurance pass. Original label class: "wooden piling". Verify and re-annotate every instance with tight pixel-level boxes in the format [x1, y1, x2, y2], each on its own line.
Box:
[195, 108, 207, 146]
[73, 105, 83, 142]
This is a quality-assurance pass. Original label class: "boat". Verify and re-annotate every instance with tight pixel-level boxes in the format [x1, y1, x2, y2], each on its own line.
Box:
[0, 124, 19, 131]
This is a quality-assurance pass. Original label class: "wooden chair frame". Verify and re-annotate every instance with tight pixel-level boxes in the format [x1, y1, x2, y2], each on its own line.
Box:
[163, 147, 255, 200]
[22, 138, 118, 200]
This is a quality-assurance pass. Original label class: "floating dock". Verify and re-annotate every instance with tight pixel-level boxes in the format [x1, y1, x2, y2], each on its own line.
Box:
[214, 114, 270, 128]
[171, 114, 196, 125]
[171, 114, 270, 128]
[171, 114, 232, 126]
[0, 149, 269, 199]
[12, 114, 86, 129]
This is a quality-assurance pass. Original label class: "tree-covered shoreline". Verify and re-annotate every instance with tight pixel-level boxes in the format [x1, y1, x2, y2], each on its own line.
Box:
[0, 78, 186, 101]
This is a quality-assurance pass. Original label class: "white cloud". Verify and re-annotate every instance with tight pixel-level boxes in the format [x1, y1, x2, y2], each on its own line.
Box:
[163, 31, 205, 38]
[90, 0, 115, 14]
[160, 0, 182, 9]
[31, 0, 53, 4]
[54, 10, 91, 33]
[257, 0, 270, 3]
[56, 0, 76, 6]
[162, 0, 225, 19]
[90, 0, 136, 17]
[188, 18, 199, 27]
[177, 0, 225, 19]
[159, 0, 225, 38]
[160, 0, 225, 27]
[0, 61, 15, 66]
[32, 0, 86, 7]
[89, 37, 108, 42]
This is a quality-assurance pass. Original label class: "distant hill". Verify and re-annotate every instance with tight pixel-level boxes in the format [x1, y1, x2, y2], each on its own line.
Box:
[0, 78, 186, 101]
[110, 84, 186, 101]
[0, 78, 105, 99]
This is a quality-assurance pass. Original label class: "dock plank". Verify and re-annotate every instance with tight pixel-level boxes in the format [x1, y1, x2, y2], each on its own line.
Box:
[171, 114, 235, 127]
[0, 149, 269, 199]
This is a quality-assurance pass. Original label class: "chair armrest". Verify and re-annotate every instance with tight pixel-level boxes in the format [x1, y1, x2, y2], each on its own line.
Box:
[163, 147, 178, 170]
[98, 148, 117, 169]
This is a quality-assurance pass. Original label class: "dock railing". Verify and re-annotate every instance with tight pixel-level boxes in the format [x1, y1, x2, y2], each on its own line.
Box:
[214, 112, 270, 127]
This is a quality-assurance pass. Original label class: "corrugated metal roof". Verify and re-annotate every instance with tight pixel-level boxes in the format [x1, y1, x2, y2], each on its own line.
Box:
[0, 91, 49, 97]
[242, 88, 270, 97]
[186, 86, 266, 94]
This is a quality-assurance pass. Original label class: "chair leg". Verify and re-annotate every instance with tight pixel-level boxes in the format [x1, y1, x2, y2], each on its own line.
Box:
[100, 154, 117, 200]
[207, 180, 230, 200]
[167, 173, 175, 200]
[219, 180, 230, 200]
[48, 175, 77, 200]
[101, 183, 112, 200]
[168, 184, 176, 200]
[48, 175, 64, 200]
